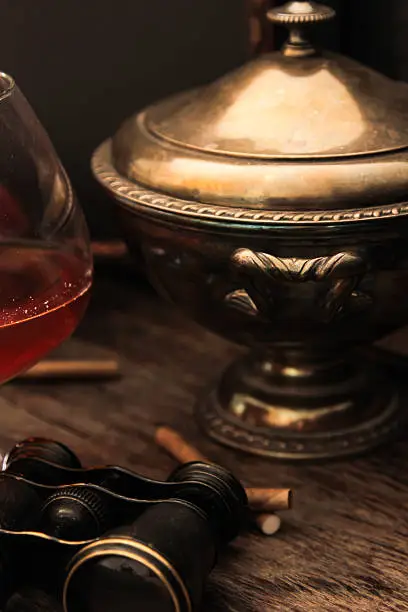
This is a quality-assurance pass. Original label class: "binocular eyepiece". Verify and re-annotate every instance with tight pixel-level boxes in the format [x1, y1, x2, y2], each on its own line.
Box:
[0, 437, 248, 612]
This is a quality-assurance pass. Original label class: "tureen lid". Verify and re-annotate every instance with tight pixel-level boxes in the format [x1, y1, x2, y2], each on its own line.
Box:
[93, 0, 408, 224]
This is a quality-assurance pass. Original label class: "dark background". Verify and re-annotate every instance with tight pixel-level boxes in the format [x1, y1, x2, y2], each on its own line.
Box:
[0, 0, 404, 238]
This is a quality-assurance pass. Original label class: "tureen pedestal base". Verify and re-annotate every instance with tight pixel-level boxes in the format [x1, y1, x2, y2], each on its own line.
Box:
[196, 349, 402, 460]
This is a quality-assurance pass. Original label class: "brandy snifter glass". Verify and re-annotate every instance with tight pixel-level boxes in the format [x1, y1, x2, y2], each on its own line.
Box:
[0, 73, 92, 382]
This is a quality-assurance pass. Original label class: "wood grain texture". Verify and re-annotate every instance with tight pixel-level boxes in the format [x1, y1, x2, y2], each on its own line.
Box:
[2, 265, 408, 611]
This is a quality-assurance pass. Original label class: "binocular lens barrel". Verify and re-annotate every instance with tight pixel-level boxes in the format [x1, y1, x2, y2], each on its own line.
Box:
[64, 500, 216, 612]
[66, 553, 176, 612]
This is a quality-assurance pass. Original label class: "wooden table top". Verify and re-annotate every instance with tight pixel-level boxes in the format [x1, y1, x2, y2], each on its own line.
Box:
[3, 264, 408, 611]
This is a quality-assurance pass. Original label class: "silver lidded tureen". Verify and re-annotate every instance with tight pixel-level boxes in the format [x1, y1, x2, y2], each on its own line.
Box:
[92, 0, 408, 460]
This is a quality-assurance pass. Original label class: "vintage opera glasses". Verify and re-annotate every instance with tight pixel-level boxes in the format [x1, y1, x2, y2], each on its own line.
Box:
[0, 437, 248, 611]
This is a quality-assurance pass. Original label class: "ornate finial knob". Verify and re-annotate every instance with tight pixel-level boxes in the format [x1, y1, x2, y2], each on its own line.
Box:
[267, 1, 336, 57]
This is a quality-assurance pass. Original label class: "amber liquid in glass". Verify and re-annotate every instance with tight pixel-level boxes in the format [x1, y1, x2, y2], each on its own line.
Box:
[0, 242, 91, 383]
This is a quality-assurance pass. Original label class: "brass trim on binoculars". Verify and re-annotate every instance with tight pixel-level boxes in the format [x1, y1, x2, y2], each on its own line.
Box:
[64, 537, 192, 612]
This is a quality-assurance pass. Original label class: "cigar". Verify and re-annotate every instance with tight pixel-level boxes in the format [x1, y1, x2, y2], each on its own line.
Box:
[91, 240, 128, 260]
[155, 425, 208, 464]
[155, 425, 292, 513]
[18, 359, 121, 380]
[248, 0, 275, 56]
[246, 487, 293, 512]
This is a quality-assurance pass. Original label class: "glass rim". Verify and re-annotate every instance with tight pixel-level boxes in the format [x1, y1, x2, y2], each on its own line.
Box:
[0, 72, 15, 103]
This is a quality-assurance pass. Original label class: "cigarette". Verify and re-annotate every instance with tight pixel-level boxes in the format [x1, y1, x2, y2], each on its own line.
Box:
[18, 360, 121, 380]
[155, 425, 292, 513]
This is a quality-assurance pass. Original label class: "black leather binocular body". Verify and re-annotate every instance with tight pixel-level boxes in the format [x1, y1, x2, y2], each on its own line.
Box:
[0, 438, 248, 611]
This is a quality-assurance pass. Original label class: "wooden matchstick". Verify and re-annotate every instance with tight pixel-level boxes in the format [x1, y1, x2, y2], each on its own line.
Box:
[155, 425, 292, 513]
[18, 359, 121, 380]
